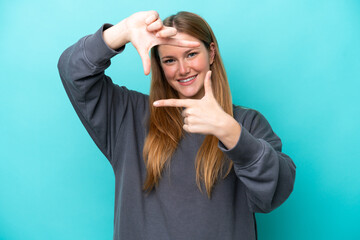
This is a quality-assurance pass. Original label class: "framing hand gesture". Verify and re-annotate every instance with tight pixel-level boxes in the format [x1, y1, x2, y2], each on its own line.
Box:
[153, 71, 241, 149]
[104, 11, 200, 75]
[127, 11, 200, 75]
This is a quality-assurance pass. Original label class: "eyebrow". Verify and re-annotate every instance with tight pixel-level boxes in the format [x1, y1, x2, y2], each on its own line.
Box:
[160, 48, 200, 60]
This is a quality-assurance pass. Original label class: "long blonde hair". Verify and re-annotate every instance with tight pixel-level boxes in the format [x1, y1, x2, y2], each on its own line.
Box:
[143, 11, 233, 198]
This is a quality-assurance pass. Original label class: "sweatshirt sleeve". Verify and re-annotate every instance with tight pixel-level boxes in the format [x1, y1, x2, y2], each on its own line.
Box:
[57, 24, 145, 166]
[218, 108, 296, 213]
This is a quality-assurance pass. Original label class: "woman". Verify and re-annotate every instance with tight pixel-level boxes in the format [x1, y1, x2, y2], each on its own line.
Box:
[58, 10, 296, 240]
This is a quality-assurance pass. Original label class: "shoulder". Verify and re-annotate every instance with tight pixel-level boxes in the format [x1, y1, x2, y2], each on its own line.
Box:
[112, 84, 150, 112]
[232, 105, 276, 135]
[232, 104, 263, 124]
[113, 84, 149, 100]
[232, 104, 281, 145]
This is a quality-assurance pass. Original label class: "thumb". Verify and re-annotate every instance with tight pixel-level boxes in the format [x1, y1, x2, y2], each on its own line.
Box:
[138, 48, 151, 75]
[204, 71, 213, 97]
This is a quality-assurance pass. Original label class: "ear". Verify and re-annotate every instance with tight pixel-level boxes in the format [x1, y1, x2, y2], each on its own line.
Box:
[209, 42, 216, 65]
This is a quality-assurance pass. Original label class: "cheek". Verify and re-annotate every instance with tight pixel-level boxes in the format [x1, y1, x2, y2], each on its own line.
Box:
[192, 56, 210, 71]
[162, 66, 176, 80]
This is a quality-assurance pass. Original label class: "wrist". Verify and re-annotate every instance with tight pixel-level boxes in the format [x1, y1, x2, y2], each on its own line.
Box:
[121, 17, 132, 43]
[103, 19, 130, 50]
[214, 114, 241, 150]
[213, 113, 232, 139]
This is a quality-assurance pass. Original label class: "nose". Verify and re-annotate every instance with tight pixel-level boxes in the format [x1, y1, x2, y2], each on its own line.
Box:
[178, 60, 190, 76]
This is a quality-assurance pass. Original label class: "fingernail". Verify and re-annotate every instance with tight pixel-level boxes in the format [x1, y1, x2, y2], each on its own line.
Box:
[153, 101, 159, 106]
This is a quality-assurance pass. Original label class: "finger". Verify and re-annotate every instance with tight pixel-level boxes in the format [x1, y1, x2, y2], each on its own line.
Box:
[155, 27, 177, 38]
[181, 108, 193, 118]
[147, 18, 163, 32]
[153, 98, 195, 108]
[182, 123, 199, 133]
[184, 116, 196, 125]
[181, 109, 187, 118]
[204, 71, 214, 97]
[139, 49, 151, 75]
[145, 11, 159, 25]
[157, 38, 200, 48]
[183, 124, 190, 133]
[183, 124, 207, 134]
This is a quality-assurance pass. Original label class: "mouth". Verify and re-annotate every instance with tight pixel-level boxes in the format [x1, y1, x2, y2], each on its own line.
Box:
[177, 75, 197, 86]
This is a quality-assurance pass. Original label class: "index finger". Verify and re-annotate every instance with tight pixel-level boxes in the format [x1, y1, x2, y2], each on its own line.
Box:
[155, 29, 200, 48]
[153, 98, 196, 108]
[163, 38, 201, 48]
[145, 11, 160, 25]
[155, 27, 177, 38]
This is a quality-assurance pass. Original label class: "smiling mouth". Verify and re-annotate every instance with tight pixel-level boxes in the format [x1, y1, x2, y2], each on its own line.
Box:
[178, 75, 197, 83]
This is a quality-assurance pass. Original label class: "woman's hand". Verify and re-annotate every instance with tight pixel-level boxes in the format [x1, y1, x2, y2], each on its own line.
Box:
[153, 71, 241, 149]
[103, 11, 200, 75]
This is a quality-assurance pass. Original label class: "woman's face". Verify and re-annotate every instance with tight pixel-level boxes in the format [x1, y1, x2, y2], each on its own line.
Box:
[157, 32, 215, 99]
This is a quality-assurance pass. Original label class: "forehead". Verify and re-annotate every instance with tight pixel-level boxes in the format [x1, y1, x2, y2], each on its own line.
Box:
[157, 32, 205, 57]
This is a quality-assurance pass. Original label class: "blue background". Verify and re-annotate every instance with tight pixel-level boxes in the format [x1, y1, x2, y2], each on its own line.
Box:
[1, 0, 359, 239]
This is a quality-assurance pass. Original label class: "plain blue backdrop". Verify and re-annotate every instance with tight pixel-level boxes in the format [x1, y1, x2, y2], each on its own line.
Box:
[1, 0, 359, 239]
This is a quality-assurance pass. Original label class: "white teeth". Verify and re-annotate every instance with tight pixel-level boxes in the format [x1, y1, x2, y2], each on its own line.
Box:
[178, 76, 196, 83]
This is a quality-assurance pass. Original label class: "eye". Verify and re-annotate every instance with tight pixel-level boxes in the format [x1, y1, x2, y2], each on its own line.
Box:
[163, 59, 175, 64]
[187, 52, 198, 58]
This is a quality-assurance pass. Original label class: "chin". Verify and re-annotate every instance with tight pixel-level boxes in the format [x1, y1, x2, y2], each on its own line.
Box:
[179, 90, 203, 99]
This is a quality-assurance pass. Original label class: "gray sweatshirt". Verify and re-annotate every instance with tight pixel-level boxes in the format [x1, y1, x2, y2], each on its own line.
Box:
[58, 24, 296, 240]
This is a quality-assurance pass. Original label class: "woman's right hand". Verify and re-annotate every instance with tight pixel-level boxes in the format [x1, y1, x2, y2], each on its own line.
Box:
[103, 11, 199, 75]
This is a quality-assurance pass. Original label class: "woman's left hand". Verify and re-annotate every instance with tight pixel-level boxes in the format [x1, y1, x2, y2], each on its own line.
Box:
[153, 71, 241, 149]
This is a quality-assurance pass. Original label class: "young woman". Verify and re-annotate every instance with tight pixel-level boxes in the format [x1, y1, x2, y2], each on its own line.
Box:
[58, 10, 296, 240]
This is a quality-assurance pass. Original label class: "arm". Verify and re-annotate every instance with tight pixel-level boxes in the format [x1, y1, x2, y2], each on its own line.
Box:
[58, 11, 200, 165]
[219, 108, 296, 213]
[153, 70, 241, 148]
[153, 72, 295, 211]
[58, 23, 131, 163]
